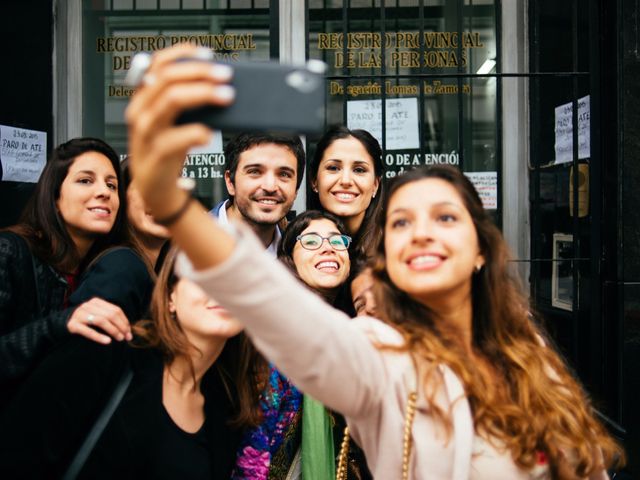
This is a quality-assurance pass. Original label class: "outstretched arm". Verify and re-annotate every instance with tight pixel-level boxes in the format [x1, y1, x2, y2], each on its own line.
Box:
[126, 45, 389, 417]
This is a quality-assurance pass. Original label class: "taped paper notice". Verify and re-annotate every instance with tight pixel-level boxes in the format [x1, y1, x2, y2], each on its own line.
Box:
[0, 125, 47, 182]
[554, 95, 590, 164]
[347, 98, 419, 150]
[465, 171, 497, 210]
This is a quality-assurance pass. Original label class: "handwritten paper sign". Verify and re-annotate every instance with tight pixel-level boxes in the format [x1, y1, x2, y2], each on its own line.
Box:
[0, 125, 47, 182]
[554, 95, 590, 164]
[465, 171, 497, 210]
[347, 98, 419, 150]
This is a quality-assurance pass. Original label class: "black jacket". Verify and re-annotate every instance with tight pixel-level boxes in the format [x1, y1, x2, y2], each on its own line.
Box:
[0, 232, 68, 380]
[0, 234, 153, 408]
[0, 338, 243, 479]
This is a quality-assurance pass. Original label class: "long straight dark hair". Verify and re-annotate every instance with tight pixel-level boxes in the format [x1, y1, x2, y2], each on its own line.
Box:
[307, 125, 385, 260]
[7, 137, 128, 273]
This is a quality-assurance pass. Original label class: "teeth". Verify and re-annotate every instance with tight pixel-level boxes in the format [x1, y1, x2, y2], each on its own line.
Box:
[335, 193, 356, 200]
[316, 261, 339, 270]
[410, 255, 441, 266]
[258, 199, 277, 205]
[90, 208, 109, 214]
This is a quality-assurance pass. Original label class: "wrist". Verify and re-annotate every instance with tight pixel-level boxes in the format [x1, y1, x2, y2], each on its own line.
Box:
[152, 191, 193, 227]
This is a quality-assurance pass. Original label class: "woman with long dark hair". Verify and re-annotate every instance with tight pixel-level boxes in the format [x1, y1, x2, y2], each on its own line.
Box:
[0, 248, 263, 478]
[307, 126, 384, 260]
[125, 45, 623, 478]
[0, 137, 133, 405]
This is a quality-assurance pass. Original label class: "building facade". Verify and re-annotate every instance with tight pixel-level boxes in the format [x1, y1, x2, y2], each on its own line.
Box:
[0, 0, 638, 469]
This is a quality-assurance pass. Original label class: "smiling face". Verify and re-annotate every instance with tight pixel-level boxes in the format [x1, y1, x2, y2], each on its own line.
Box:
[384, 178, 484, 310]
[313, 136, 380, 234]
[292, 218, 351, 292]
[56, 151, 120, 250]
[225, 143, 298, 227]
[170, 278, 243, 340]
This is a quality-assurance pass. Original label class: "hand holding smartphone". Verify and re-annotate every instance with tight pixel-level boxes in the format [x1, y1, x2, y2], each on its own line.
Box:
[125, 52, 326, 134]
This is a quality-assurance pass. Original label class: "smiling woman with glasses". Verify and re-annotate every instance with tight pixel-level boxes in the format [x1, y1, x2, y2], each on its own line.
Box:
[280, 210, 351, 301]
[230, 210, 371, 480]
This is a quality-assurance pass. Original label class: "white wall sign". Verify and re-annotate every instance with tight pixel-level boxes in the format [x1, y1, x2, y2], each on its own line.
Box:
[347, 98, 419, 150]
[554, 95, 590, 164]
[0, 125, 47, 183]
[187, 130, 224, 155]
[465, 171, 498, 210]
[183, 130, 225, 179]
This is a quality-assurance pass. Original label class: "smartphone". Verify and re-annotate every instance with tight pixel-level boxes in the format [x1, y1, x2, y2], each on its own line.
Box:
[125, 54, 326, 134]
[177, 60, 327, 134]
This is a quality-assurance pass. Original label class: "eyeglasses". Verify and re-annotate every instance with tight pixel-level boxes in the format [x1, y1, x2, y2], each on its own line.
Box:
[296, 233, 352, 251]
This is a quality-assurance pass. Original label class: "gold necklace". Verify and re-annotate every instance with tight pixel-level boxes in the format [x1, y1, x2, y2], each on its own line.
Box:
[335, 389, 417, 480]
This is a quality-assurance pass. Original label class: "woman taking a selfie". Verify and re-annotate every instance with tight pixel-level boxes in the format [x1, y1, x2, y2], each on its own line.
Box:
[125, 45, 623, 478]
[307, 126, 384, 260]
[0, 248, 262, 478]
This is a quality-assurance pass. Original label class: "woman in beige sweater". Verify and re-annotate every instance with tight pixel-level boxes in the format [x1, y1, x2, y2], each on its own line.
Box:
[124, 44, 624, 479]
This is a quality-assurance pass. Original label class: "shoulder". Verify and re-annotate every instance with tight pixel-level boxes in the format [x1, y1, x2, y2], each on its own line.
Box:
[0, 231, 28, 255]
[351, 315, 406, 348]
[210, 200, 228, 217]
[72, 247, 153, 314]
[83, 247, 149, 279]
[0, 232, 36, 275]
[93, 246, 145, 264]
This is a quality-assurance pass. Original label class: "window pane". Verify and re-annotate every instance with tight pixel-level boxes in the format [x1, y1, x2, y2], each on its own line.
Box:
[308, 1, 499, 210]
[530, 0, 590, 73]
[82, 1, 272, 208]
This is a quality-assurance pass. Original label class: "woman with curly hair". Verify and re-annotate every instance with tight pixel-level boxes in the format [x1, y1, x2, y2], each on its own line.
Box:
[125, 44, 623, 478]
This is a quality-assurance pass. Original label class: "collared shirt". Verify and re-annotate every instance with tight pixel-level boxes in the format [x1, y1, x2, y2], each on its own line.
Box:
[217, 200, 281, 257]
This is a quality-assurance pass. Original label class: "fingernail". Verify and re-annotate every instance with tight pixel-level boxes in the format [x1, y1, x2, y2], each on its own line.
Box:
[103, 338, 112, 344]
[117, 334, 124, 341]
[126, 333, 133, 341]
[215, 85, 235, 102]
[142, 73, 157, 87]
[194, 47, 214, 61]
[210, 64, 233, 82]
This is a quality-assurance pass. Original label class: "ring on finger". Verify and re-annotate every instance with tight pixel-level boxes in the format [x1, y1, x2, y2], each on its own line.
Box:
[87, 314, 96, 324]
